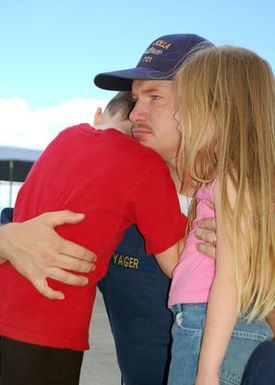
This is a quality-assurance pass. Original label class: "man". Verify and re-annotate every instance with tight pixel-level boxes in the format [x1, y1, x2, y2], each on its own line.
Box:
[94, 34, 215, 385]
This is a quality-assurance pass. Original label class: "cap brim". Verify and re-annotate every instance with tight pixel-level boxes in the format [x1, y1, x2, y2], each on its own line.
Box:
[94, 67, 172, 91]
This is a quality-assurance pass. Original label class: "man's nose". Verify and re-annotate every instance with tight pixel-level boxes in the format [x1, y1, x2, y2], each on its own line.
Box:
[129, 101, 147, 123]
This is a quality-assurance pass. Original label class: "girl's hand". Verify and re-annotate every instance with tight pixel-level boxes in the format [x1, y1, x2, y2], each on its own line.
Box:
[266, 309, 275, 336]
[195, 372, 220, 385]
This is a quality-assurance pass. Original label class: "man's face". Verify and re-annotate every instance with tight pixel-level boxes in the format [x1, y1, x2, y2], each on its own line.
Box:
[130, 80, 180, 164]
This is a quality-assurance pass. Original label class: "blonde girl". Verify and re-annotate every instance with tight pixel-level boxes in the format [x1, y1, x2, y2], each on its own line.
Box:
[168, 46, 275, 385]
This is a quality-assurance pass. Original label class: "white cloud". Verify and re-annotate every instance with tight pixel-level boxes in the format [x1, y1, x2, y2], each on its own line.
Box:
[0, 97, 108, 150]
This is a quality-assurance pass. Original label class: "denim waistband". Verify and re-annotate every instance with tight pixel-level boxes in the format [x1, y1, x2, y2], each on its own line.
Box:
[170, 303, 273, 340]
[170, 303, 207, 315]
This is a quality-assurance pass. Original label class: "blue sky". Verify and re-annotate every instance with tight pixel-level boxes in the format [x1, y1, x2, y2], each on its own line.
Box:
[1, 0, 275, 108]
[0, 0, 274, 149]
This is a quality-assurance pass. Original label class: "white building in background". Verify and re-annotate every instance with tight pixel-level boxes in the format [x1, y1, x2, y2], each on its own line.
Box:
[0, 146, 42, 210]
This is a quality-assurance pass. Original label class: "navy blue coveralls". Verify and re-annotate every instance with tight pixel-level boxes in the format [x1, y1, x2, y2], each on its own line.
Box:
[98, 224, 173, 385]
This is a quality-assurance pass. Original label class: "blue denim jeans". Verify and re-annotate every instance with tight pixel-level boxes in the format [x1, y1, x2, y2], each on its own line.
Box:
[167, 303, 272, 385]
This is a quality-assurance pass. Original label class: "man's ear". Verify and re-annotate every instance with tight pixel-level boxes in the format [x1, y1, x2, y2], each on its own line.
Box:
[93, 107, 103, 125]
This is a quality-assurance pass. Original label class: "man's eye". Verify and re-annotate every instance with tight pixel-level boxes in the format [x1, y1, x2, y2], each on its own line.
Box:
[151, 95, 161, 100]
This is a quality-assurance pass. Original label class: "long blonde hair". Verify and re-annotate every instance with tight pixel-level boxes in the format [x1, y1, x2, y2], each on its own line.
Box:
[175, 46, 275, 320]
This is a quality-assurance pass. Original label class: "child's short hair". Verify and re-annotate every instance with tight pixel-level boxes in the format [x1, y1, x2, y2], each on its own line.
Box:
[105, 92, 135, 120]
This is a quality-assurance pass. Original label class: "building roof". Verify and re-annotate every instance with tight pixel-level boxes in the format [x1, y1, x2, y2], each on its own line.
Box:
[0, 145, 42, 162]
[0, 146, 42, 182]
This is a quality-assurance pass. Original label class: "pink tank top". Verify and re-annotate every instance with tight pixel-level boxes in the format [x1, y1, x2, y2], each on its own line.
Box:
[168, 181, 216, 307]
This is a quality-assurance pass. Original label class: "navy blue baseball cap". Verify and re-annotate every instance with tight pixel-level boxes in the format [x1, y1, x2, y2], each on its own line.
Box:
[94, 34, 213, 91]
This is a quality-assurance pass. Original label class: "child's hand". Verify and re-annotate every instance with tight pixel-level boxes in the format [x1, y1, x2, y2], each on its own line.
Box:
[266, 309, 275, 335]
[195, 372, 220, 385]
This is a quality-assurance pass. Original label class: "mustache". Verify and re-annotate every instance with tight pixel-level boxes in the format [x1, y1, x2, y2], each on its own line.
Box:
[131, 123, 152, 132]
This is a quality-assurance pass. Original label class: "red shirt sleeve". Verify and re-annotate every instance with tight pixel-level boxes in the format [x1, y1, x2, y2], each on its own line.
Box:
[127, 159, 187, 254]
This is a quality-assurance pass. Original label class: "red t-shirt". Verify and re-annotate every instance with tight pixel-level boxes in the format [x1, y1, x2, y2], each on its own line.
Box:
[0, 124, 187, 350]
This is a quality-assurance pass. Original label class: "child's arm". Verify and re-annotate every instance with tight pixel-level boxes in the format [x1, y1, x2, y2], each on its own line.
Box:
[0, 256, 6, 266]
[195, 179, 243, 385]
[266, 309, 275, 336]
[155, 238, 184, 278]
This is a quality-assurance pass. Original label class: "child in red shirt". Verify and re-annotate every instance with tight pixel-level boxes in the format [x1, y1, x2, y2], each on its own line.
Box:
[0, 92, 186, 385]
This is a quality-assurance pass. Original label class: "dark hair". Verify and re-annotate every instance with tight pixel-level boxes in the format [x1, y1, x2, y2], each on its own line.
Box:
[105, 91, 135, 120]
